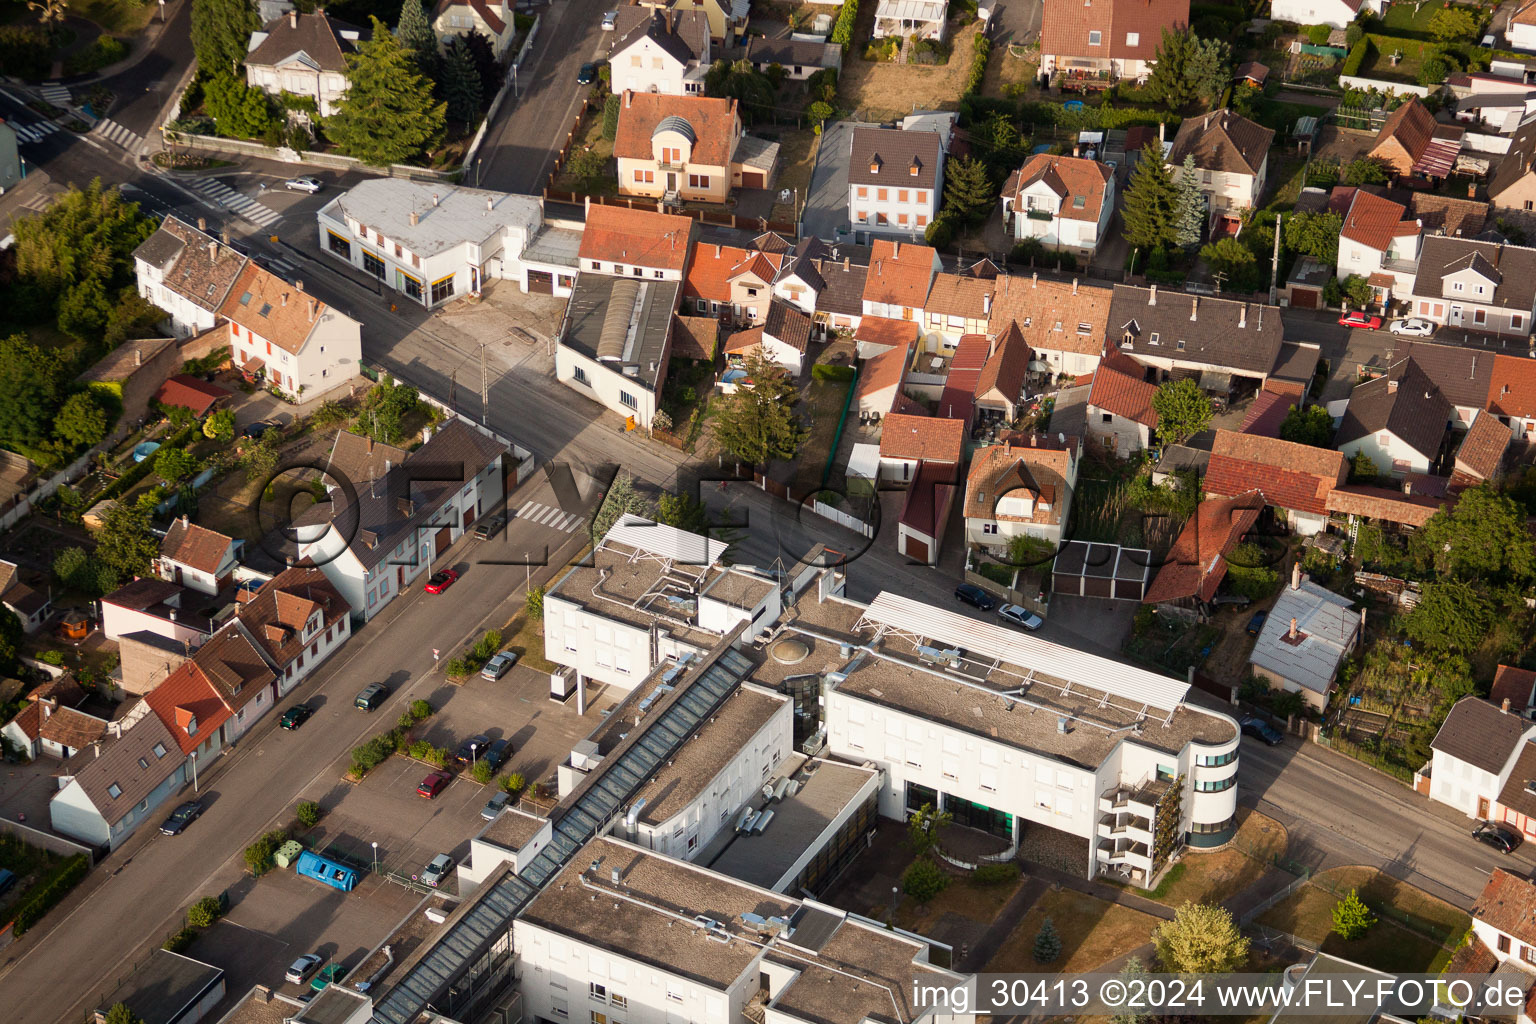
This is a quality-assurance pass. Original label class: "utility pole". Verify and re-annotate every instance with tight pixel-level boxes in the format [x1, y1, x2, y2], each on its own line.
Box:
[1269, 212, 1283, 306]
[480, 342, 489, 426]
[1212, 271, 1228, 296]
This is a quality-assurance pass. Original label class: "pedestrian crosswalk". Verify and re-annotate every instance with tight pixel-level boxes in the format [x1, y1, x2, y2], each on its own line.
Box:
[517, 500, 586, 533]
[187, 176, 282, 227]
[18, 192, 55, 213]
[262, 254, 299, 278]
[93, 118, 142, 151]
[38, 82, 71, 107]
[9, 119, 60, 145]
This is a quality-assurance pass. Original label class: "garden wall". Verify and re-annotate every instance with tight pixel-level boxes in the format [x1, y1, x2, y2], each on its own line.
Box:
[1337, 74, 1432, 96]
[0, 448, 101, 535]
[0, 820, 95, 865]
[461, 15, 540, 174]
[167, 132, 459, 181]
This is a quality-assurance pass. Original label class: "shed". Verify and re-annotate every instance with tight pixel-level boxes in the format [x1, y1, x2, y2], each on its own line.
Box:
[1050, 540, 1151, 600]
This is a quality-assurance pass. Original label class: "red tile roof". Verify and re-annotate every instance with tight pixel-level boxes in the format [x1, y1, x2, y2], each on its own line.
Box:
[159, 518, 234, 575]
[863, 239, 937, 308]
[1205, 430, 1346, 516]
[855, 341, 913, 404]
[855, 316, 920, 352]
[614, 92, 739, 168]
[578, 205, 694, 272]
[683, 244, 757, 302]
[1341, 190, 1415, 254]
[879, 412, 965, 464]
[1455, 412, 1511, 480]
[219, 263, 329, 356]
[1491, 664, 1536, 714]
[1087, 348, 1158, 427]
[1324, 484, 1444, 528]
[1488, 353, 1536, 420]
[1238, 390, 1296, 438]
[723, 326, 765, 353]
[990, 275, 1112, 358]
[143, 661, 233, 755]
[154, 374, 229, 416]
[1473, 868, 1536, 947]
[976, 322, 1030, 404]
[1008, 153, 1113, 223]
[1370, 98, 1436, 167]
[1042, 0, 1186, 63]
[945, 333, 990, 394]
[1143, 492, 1263, 604]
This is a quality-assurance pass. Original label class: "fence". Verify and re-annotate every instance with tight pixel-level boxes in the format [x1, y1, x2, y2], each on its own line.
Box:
[409, 384, 537, 484]
[461, 15, 540, 174]
[810, 498, 875, 538]
[165, 131, 459, 181]
[1238, 869, 1313, 926]
[0, 818, 95, 865]
[0, 445, 100, 534]
[1337, 74, 1432, 97]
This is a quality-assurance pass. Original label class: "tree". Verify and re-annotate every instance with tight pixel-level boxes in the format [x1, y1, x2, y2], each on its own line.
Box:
[459, 31, 501, 107]
[703, 59, 777, 124]
[104, 287, 168, 349]
[1418, 54, 1452, 89]
[1122, 144, 1181, 254]
[53, 546, 94, 592]
[203, 407, 236, 442]
[191, 0, 260, 75]
[1153, 902, 1250, 973]
[1340, 273, 1372, 309]
[1151, 379, 1212, 446]
[1349, 451, 1378, 483]
[655, 491, 709, 534]
[186, 896, 224, 928]
[103, 1004, 146, 1024]
[241, 431, 282, 486]
[1173, 155, 1205, 250]
[394, 0, 438, 68]
[942, 156, 995, 226]
[27, 0, 69, 43]
[326, 18, 447, 166]
[1342, 157, 1390, 186]
[58, 276, 112, 343]
[440, 38, 484, 124]
[906, 802, 952, 856]
[712, 350, 809, 467]
[1284, 211, 1343, 265]
[1033, 918, 1062, 963]
[1428, 5, 1478, 42]
[94, 501, 159, 586]
[204, 72, 278, 139]
[1403, 580, 1494, 654]
[901, 856, 948, 902]
[1110, 958, 1152, 1024]
[1409, 484, 1536, 583]
[1185, 34, 1233, 106]
[55, 391, 110, 449]
[568, 146, 607, 182]
[0, 334, 67, 445]
[1199, 236, 1258, 291]
[1278, 404, 1334, 448]
[12, 179, 155, 302]
[155, 446, 198, 483]
[525, 584, 545, 620]
[1332, 888, 1377, 940]
[592, 472, 654, 540]
[1145, 29, 1230, 107]
[359, 375, 420, 444]
[806, 100, 834, 132]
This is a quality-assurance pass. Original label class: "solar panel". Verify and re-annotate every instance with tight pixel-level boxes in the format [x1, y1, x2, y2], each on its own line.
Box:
[861, 591, 1189, 713]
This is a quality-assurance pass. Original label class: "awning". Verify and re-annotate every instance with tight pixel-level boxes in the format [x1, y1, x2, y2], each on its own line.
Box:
[1411, 138, 1459, 178]
[1199, 369, 1233, 392]
[1028, 360, 1050, 372]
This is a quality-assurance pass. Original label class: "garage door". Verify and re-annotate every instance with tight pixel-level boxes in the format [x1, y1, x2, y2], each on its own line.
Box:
[434, 526, 453, 559]
[741, 171, 765, 188]
[904, 534, 929, 564]
[1290, 288, 1318, 310]
[463, 505, 476, 527]
[527, 271, 553, 294]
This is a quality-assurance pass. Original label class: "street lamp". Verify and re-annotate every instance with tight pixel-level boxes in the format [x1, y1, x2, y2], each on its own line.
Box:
[189, 751, 198, 793]
[470, 742, 478, 766]
[371, 841, 378, 873]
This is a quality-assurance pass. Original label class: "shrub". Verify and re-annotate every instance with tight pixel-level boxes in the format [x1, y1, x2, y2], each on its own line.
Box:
[471, 760, 494, 784]
[526, 585, 545, 620]
[350, 730, 401, 776]
[1305, 24, 1332, 45]
[811, 363, 856, 383]
[602, 93, 621, 140]
[924, 216, 956, 249]
[38, 651, 65, 666]
[296, 801, 322, 829]
[1033, 917, 1063, 962]
[831, 0, 859, 47]
[444, 656, 471, 678]
[0, 26, 51, 81]
[1345, 22, 1364, 48]
[1332, 888, 1377, 940]
[425, 745, 451, 768]
[242, 829, 288, 876]
[503, 771, 527, 794]
[397, 710, 417, 731]
[470, 629, 503, 662]
[410, 699, 433, 721]
[973, 862, 1021, 885]
[901, 856, 949, 902]
[11, 853, 89, 937]
[962, 32, 990, 96]
[186, 896, 224, 928]
[408, 739, 433, 760]
[163, 927, 197, 951]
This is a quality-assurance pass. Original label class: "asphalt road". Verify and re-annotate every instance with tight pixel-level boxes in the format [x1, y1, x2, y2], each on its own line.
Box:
[0, 497, 586, 1024]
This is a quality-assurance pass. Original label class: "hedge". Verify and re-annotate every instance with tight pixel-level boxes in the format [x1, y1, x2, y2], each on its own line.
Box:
[962, 32, 990, 97]
[11, 853, 90, 937]
[97, 421, 199, 504]
[1341, 38, 1369, 76]
[831, 0, 858, 47]
[1018, 100, 1179, 133]
[350, 729, 402, 777]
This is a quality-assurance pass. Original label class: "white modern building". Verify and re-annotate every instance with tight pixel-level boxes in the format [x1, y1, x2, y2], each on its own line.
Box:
[318, 179, 581, 304]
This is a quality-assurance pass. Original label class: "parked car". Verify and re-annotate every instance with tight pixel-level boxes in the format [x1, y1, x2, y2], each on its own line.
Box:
[159, 800, 204, 836]
[1240, 716, 1284, 746]
[1246, 610, 1268, 636]
[0, 868, 18, 899]
[311, 964, 347, 991]
[417, 771, 452, 799]
[355, 683, 388, 711]
[954, 583, 996, 611]
[473, 513, 507, 540]
[1337, 311, 1383, 330]
[424, 569, 459, 594]
[1474, 820, 1522, 853]
[482, 737, 511, 771]
[481, 651, 518, 680]
[419, 853, 455, 887]
[577, 62, 597, 85]
[1389, 317, 1435, 337]
[285, 177, 324, 193]
[241, 419, 280, 439]
[279, 703, 315, 730]
[455, 734, 492, 766]
[285, 953, 324, 984]
[481, 790, 512, 820]
[601, 9, 616, 29]
[997, 603, 1043, 630]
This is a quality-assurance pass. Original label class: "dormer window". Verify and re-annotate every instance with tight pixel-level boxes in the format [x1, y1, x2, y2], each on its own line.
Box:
[1177, 339, 1186, 351]
[1078, 323, 1092, 334]
[1073, 196, 1086, 209]
[1149, 331, 1160, 345]
[108, 783, 122, 799]
[909, 160, 921, 177]
[869, 157, 881, 174]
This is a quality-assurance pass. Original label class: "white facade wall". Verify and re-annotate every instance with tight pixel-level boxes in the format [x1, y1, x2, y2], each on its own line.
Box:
[556, 345, 661, 428]
[1429, 746, 1514, 818]
[1010, 180, 1116, 253]
[135, 259, 219, 338]
[1172, 161, 1264, 214]
[459, 819, 552, 892]
[101, 602, 208, 647]
[228, 306, 361, 400]
[1338, 429, 1433, 477]
[849, 180, 940, 235]
[1031, 346, 1100, 379]
[246, 64, 349, 118]
[733, 336, 804, 376]
[614, 38, 698, 95]
[272, 613, 352, 697]
[224, 687, 271, 743]
[51, 759, 188, 850]
[1087, 407, 1152, 453]
[1271, 0, 1369, 28]
[1512, 21, 1536, 52]
[543, 591, 678, 692]
[159, 545, 237, 596]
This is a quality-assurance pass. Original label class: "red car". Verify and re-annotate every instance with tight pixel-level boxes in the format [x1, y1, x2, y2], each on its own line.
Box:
[1337, 311, 1383, 330]
[423, 569, 459, 594]
[417, 771, 452, 799]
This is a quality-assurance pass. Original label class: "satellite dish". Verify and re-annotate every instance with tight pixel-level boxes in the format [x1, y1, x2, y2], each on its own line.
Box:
[778, 189, 792, 202]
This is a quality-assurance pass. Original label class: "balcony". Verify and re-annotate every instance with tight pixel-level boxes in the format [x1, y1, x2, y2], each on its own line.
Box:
[1097, 813, 1153, 844]
[1099, 777, 1170, 815]
[1096, 838, 1153, 870]
[1026, 208, 1056, 221]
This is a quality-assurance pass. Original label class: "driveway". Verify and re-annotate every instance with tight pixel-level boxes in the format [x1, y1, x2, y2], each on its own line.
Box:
[988, 0, 1044, 49]
[802, 120, 876, 244]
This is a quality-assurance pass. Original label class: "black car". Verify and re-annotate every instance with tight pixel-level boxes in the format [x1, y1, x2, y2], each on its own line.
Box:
[482, 738, 511, 771]
[160, 800, 204, 836]
[1240, 716, 1284, 746]
[280, 703, 315, 730]
[474, 513, 507, 541]
[954, 583, 996, 611]
[455, 734, 492, 766]
[577, 62, 597, 85]
[1246, 610, 1268, 636]
[241, 419, 280, 439]
[1474, 821, 1522, 854]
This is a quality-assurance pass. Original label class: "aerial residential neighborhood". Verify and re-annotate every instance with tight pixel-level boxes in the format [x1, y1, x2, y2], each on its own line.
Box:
[11, 0, 1536, 1021]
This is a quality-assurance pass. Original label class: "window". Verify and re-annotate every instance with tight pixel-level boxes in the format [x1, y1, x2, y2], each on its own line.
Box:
[1474, 308, 1487, 325]
[611, 995, 627, 1009]
[400, 271, 422, 301]
[362, 251, 385, 280]
[661, 146, 682, 163]
[573, 365, 588, 384]
[327, 232, 352, 259]
[1515, 314, 1525, 330]
[1126, 31, 1139, 45]
[1453, 281, 1464, 292]
[687, 835, 698, 851]
[652, 57, 663, 69]
[619, 390, 637, 409]
[108, 783, 122, 799]
[590, 984, 608, 1002]
[552, 1001, 569, 1019]
[1196, 749, 1237, 767]
[1194, 775, 1236, 792]
[877, 188, 888, 201]
[138, 757, 148, 769]
[1501, 935, 1513, 954]
[1088, 30, 1101, 44]
[666, 984, 684, 1003]
[1101, 412, 1113, 423]
[916, 214, 928, 227]
[634, 169, 655, 184]
[687, 173, 710, 188]
[152, 743, 167, 759]
[897, 213, 909, 226]
[695, 298, 708, 313]
[983, 523, 998, 534]
[916, 190, 927, 204]
[856, 186, 868, 199]
[898, 189, 909, 203]
[430, 275, 455, 305]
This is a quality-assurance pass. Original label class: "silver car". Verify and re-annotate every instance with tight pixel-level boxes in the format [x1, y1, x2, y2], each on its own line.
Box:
[482, 790, 512, 820]
[285, 176, 323, 193]
[285, 953, 323, 984]
[602, 9, 617, 29]
[419, 853, 454, 887]
[481, 651, 518, 680]
[998, 603, 1043, 630]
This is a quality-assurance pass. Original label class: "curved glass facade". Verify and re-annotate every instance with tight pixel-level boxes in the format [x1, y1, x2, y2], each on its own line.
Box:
[1186, 815, 1239, 847]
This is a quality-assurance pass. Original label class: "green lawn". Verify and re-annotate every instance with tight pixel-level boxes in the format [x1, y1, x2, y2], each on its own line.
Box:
[790, 376, 852, 497]
[1356, 35, 1428, 85]
[70, 0, 158, 36]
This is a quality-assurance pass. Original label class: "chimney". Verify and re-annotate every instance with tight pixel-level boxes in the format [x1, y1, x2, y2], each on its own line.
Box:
[892, 240, 900, 258]
[1030, 434, 1037, 446]
[134, 348, 142, 367]
[1288, 617, 1298, 640]
[625, 89, 633, 108]
[410, 210, 419, 227]
[983, 292, 991, 314]
[1240, 304, 1247, 328]
[281, 291, 288, 307]
[1149, 284, 1157, 305]
[716, 244, 722, 258]
[1387, 379, 1399, 394]
[843, 257, 849, 270]
[208, 240, 217, 261]
[585, 194, 592, 216]
[1073, 144, 1080, 158]
[1072, 277, 1078, 295]
[1291, 561, 1301, 590]
[1031, 271, 1038, 288]
[431, 193, 440, 207]
[666, 7, 673, 32]
[289, 9, 297, 28]
[308, 298, 317, 322]
[1505, 697, 1513, 713]
[295, 279, 303, 292]
[1158, 121, 1165, 142]
[487, 196, 494, 212]
[197, 217, 207, 232]
[1190, 297, 1198, 322]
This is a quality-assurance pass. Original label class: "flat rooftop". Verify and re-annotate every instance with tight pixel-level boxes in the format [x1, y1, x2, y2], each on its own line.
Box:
[632, 684, 788, 826]
[351, 895, 459, 997]
[96, 949, 224, 1024]
[293, 984, 370, 1024]
[708, 757, 879, 890]
[213, 987, 309, 1024]
[561, 274, 678, 391]
[479, 807, 547, 851]
[771, 916, 954, 1024]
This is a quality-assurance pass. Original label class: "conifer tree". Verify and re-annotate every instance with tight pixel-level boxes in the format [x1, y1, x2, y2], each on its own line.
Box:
[1122, 142, 1180, 254]
[326, 16, 447, 166]
[1173, 154, 1206, 250]
[942, 156, 995, 226]
[1033, 917, 1062, 963]
[394, 0, 439, 70]
[441, 37, 483, 124]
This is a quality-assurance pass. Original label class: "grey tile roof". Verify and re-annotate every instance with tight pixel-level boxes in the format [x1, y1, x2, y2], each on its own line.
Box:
[612, 6, 709, 64]
[1247, 579, 1358, 694]
[1411, 236, 1536, 313]
[745, 35, 839, 69]
[1388, 339, 1493, 410]
[763, 299, 812, 352]
[132, 216, 249, 313]
[813, 259, 868, 316]
[327, 179, 542, 259]
[320, 428, 410, 491]
[1432, 695, 1531, 775]
[1490, 118, 1536, 203]
[1110, 285, 1284, 376]
[60, 707, 182, 826]
[561, 273, 678, 391]
[847, 126, 942, 189]
[246, 11, 363, 73]
[1336, 358, 1452, 460]
[1167, 109, 1274, 175]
